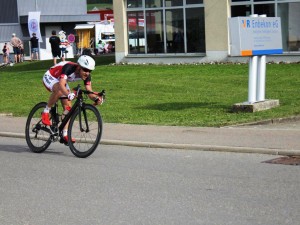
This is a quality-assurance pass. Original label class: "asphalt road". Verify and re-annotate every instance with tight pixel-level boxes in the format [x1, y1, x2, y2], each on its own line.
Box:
[0, 137, 299, 225]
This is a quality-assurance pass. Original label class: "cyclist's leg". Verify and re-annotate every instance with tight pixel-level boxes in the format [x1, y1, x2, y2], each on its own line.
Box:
[47, 84, 63, 106]
[42, 72, 62, 125]
[61, 99, 74, 142]
[60, 84, 75, 143]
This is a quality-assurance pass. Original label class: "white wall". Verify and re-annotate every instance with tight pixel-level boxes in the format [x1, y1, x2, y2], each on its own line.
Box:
[40, 26, 74, 61]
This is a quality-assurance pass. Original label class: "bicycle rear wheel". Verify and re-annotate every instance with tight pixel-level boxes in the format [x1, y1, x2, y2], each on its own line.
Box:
[25, 102, 52, 153]
[68, 104, 102, 158]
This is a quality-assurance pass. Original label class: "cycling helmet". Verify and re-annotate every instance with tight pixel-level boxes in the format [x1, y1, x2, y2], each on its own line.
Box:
[77, 55, 95, 71]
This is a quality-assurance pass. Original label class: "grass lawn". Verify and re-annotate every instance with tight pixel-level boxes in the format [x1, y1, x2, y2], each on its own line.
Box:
[0, 56, 299, 127]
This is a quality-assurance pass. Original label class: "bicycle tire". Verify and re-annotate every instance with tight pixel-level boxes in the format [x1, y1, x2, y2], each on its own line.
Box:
[25, 102, 52, 153]
[68, 104, 102, 158]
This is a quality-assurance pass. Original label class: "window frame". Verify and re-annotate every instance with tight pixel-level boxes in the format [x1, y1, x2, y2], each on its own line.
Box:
[126, 0, 205, 55]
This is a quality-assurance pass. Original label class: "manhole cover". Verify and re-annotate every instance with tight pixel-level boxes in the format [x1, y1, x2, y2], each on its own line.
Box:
[263, 156, 300, 166]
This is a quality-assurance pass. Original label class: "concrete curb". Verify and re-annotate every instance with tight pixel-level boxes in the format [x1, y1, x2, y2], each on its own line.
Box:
[223, 115, 300, 128]
[2, 131, 300, 156]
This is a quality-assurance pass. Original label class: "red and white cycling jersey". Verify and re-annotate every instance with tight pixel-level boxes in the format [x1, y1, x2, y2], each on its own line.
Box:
[49, 61, 91, 85]
[43, 61, 92, 92]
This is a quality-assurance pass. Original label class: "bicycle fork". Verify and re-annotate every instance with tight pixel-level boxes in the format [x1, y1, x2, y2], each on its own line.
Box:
[79, 106, 90, 133]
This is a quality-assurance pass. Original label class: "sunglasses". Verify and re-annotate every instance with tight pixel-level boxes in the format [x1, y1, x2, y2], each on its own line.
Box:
[81, 67, 92, 73]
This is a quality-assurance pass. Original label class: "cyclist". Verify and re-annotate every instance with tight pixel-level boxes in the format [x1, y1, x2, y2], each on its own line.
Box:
[41, 55, 103, 142]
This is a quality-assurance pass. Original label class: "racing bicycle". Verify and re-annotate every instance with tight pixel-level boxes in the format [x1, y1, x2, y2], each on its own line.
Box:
[25, 84, 105, 158]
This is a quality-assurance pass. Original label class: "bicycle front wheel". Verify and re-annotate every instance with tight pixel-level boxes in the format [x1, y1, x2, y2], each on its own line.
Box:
[25, 102, 52, 153]
[68, 104, 102, 158]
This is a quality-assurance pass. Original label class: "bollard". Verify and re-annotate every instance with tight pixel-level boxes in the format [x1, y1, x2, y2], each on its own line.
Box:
[247, 14, 258, 104]
[257, 54, 266, 101]
[256, 14, 267, 102]
[248, 56, 258, 103]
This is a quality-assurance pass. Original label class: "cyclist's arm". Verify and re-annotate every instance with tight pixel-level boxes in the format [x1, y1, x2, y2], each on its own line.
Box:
[85, 84, 103, 105]
[58, 63, 77, 96]
[58, 77, 70, 96]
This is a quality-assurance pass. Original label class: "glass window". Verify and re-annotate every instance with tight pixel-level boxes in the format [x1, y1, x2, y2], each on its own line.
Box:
[127, 0, 143, 8]
[146, 10, 164, 53]
[186, 0, 203, 4]
[145, 0, 162, 8]
[278, 2, 300, 52]
[231, 0, 250, 2]
[101, 33, 115, 40]
[231, 3, 275, 17]
[165, 0, 183, 7]
[254, 4, 275, 17]
[127, 0, 205, 54]
[231, 5, 251, 17]
[128, 11, 145, 54]
[165, 9, 184, 53]
[186, 7, 205, 53]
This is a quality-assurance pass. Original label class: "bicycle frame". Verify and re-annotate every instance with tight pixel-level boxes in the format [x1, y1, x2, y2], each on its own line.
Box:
[59, 99, 78, 130]
[35, 84, 104, 143]
[49, 94, 86, 142]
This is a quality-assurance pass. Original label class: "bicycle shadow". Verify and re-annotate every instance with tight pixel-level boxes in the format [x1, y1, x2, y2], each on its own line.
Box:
[0, 144, 28, 153]
[0, 144, 65, 156]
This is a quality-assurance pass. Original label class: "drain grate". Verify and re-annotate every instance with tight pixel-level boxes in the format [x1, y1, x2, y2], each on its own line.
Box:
[263, 156, 300, 166]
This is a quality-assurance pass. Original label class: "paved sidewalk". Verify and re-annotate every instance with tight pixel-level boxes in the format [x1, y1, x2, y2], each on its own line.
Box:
[0, 115, 300, 155]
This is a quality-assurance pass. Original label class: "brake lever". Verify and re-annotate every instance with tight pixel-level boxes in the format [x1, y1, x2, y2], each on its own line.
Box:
[93, 90, 106, 106]
[98, 90, 105, 97]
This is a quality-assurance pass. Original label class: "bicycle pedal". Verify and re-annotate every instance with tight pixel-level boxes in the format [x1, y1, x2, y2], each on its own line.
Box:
[60, 137, 69, 146]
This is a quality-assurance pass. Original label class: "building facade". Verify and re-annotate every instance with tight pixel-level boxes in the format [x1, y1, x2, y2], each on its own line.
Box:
[0, 0, 98, 61]
[113, 0, 300, 64]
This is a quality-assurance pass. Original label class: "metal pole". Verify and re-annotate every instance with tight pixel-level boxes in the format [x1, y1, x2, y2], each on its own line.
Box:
[257, 55, 266, 101]
[248, 56, 258, 103]
[248, 14, 258, 104]
[256, 14, 267, 102]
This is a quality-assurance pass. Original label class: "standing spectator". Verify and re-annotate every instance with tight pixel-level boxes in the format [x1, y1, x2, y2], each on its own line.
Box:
[49, 30, 61, 65]
[10, 33, 22, 63]
[30, 32, 39, 61]
[2, 43, 9, 64]
[19, 42, 24, 63]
